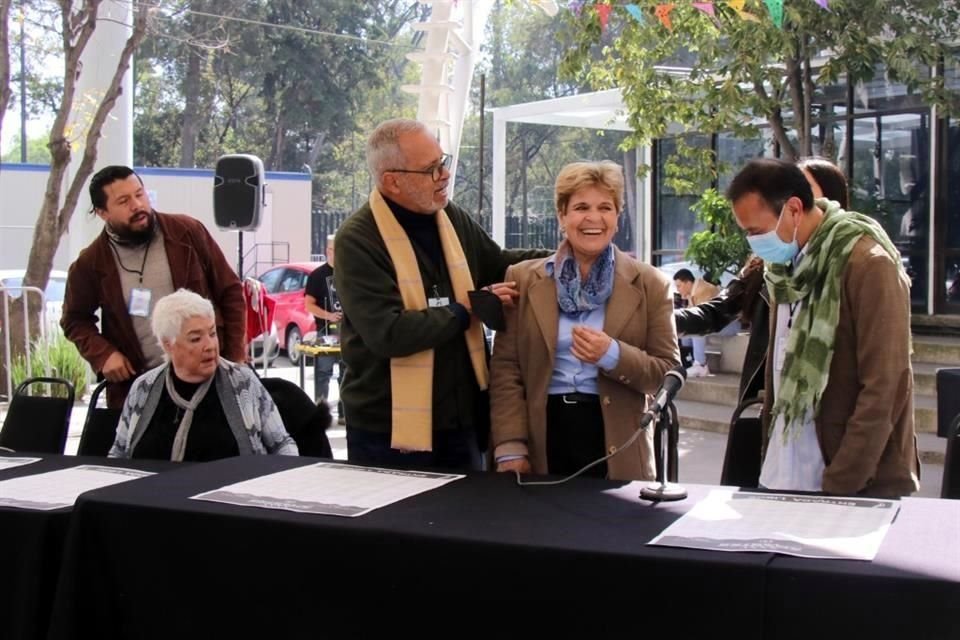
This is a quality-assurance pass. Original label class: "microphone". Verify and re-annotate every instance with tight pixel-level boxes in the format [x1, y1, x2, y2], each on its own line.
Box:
[639, 364, 689, 502]
[650, 365, 687, 415]
[638, 365, 687, 431]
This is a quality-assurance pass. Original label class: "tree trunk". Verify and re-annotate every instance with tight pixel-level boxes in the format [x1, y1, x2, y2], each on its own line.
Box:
[269, 110, 286, 171]
[179, 46, 204, 167]
[2, 1, 149, 391]
[0, 0, 12, 145]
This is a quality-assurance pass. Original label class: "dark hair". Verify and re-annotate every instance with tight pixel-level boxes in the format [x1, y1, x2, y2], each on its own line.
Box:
[89, 165, 141, 212]
[726, 158, 814, 215]
[797, 157, 849, 208]
[673, 268, 695, 283]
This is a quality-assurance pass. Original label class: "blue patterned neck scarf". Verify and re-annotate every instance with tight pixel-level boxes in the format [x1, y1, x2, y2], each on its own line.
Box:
[549, 240, 616, 314]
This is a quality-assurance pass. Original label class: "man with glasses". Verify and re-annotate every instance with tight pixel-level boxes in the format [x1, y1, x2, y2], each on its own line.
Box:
[334, 118, 548, 471]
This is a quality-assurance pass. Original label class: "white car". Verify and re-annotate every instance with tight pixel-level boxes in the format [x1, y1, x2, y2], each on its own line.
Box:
[0, 269, 68, 338]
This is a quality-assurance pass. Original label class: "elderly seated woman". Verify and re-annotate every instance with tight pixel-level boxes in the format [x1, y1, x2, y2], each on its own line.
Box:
[109, 289, 298, 460]
[490, 161, 680, 481]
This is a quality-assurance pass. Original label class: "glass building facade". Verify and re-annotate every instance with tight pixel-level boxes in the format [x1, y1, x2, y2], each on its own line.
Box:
[652, 63, 960, 315]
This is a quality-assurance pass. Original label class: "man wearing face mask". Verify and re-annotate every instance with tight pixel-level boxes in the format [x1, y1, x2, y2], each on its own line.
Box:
[62, 165, 245, 410]
[726, 158, 918, 498]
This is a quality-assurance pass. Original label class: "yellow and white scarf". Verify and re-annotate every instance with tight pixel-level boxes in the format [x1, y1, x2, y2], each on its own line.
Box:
[369, 189, 489, 451]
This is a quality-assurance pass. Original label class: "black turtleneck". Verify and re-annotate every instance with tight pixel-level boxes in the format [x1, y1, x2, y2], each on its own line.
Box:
[383, 197, 444, 266]
[132, 369, 238, 461]
[383, 196, 469, 329]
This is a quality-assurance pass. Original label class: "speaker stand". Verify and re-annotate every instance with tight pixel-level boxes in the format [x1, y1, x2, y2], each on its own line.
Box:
[237, 231, 244, 278]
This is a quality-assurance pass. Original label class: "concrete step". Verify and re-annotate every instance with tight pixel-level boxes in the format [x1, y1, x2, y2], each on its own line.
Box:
[677, 372, 741, 405]
[677, 376, 937, 433]
[674, 397, 944, 460]
[912, 335, 960, 366]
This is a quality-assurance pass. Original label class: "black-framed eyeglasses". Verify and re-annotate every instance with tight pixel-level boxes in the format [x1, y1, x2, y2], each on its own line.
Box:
[387, 153, 452, 182]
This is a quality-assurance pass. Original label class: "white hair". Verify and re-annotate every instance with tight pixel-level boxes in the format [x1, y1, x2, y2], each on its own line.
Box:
[366, 118, 430, 188]
[151, 289, 216, 345]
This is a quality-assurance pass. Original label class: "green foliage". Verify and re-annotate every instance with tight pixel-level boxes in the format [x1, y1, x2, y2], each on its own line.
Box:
[561, 0, 960, 185]
[10, 333, 91, 400]
[134, 0, 422, 180]
[1, 133, 51, 163]
[685, 188, 750, 284]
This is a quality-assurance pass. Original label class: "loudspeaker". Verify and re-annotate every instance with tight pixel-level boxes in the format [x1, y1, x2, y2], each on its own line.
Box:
[213, 154, 264, 231]
[938, 368, 960, 438]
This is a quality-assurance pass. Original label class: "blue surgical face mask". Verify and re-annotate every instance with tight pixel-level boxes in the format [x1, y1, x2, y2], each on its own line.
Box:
[746, 208, 799, 264]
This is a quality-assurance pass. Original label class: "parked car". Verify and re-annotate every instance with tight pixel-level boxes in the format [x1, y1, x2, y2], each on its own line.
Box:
[0, 269, 68, 339]
[256, 262, 323, 365]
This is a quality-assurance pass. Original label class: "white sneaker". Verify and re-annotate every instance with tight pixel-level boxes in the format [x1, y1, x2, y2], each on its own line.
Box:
[687, 362, 710, 378]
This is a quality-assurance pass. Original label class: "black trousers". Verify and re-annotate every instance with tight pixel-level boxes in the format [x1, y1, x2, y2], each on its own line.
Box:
[546, 394, 607, 478]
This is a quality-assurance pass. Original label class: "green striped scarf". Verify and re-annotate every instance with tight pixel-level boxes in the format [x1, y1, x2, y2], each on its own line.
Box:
[765, 198, 907, 438]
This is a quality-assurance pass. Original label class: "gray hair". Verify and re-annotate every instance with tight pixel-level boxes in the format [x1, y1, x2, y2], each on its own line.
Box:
[366, 118, 429, 188]
[152, 289, 216, 345]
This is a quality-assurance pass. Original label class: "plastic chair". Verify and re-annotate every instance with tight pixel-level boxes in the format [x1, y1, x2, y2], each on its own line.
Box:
[77, 380, 122, 456]
[0, 377, 75, 454]
[941, 413, 960, 499]
[720, 397, 764, 488]
[259, 377, 332, 458]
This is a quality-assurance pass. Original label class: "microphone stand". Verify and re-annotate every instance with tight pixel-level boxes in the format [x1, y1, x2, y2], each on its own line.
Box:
[640, 400, 687, 502]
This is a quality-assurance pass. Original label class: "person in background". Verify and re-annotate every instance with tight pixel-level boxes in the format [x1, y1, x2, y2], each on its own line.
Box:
[673, 268, 718, 377]
[62, 165, 245, 410]
[675, 157, 850, 407]
[727, 158, 917, 497]
[490, 161, 680, 481]
[304, 234, 344, 423]
[334, 118, 548, 471]
[109, 289, 298, 461]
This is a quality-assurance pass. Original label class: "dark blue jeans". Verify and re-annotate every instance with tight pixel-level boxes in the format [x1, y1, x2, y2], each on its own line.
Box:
[346, 426, 483, 471]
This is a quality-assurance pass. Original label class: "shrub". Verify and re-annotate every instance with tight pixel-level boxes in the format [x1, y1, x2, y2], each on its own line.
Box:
[10, 333, 91, 401]
[685, 188, 752, 285]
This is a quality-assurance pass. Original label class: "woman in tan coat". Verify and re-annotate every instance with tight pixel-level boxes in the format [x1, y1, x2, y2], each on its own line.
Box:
[490, 161, 680, 481]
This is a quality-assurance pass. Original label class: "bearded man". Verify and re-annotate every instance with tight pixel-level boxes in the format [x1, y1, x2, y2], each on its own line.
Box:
[62, 165, 245, 409]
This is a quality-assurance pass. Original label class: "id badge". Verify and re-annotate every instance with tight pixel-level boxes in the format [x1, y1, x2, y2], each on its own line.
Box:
[428, 296, 450, 308]
[129, 287, 152, 317]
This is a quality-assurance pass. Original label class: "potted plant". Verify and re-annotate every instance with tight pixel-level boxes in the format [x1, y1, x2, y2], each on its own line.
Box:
[685, 188, 751, 285]
[684, 188, 752, 373]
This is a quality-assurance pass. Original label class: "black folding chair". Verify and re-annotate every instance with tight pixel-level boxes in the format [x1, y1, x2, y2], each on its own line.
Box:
[941, 414, 960, 499]
[720, 397, 764, 488]
[77, 380, 122, 456]
[0, 376, 75, 454]
[259, 377, 333, 458]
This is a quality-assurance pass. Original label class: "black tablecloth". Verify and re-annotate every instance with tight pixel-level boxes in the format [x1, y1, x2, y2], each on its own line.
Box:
[46, 455, 960, 639]
[0, 455, 182, 640]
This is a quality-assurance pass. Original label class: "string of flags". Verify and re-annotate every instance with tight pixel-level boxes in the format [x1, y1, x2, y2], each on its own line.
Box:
[568, 1, 830, 31]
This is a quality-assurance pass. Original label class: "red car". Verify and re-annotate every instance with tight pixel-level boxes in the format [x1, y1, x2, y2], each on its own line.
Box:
[256, 261, 323, 365]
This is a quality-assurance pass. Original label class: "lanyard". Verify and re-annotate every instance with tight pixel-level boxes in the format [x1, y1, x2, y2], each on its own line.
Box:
[109, 239, 151, 285]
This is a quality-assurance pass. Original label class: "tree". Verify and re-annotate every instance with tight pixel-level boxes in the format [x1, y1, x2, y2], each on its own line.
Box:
[0, 1, 150, 381]
[1, 132, 50, 163]
[561, 0, 960, 183]
[0, 0, 12, 145]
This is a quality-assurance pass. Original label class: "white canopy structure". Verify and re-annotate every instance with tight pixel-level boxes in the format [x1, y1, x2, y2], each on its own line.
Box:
[487, 89, 653, 260]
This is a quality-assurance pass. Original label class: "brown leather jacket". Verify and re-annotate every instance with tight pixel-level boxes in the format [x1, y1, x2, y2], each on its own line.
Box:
[62, 212, 245, 408]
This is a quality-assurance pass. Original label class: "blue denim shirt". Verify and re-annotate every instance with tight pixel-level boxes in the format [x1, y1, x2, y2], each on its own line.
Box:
[545, 256, 621, 395]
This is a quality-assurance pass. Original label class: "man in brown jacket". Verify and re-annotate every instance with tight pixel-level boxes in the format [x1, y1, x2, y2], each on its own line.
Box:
[62, 165, 245, 409]
[727, 158, 919, 497]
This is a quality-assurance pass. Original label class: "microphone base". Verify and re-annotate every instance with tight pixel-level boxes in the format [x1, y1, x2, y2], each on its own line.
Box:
[639, 482, 688, 502]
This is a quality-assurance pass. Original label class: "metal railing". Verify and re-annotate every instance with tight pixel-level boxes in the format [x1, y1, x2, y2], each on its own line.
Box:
[0, 284, 51, 401]
[241, 242, 291, 279]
